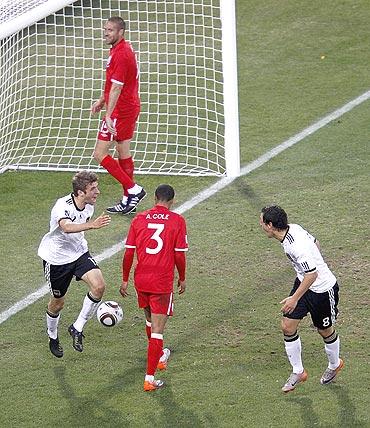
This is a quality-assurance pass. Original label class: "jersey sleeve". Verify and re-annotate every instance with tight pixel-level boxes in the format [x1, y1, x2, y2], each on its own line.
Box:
[291, 243, 317, 274]
[125, 220, 137, 249]
[174, 216, 188, 252]
[49, 199, 73, 232]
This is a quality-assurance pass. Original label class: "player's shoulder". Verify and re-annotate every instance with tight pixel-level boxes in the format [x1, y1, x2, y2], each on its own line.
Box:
[114, 39, 134, 56]
[131, 209, 151, 223]
[53, 193, 74, 208]
[288, 223, 304, 235]
[286, 224, 315, 249]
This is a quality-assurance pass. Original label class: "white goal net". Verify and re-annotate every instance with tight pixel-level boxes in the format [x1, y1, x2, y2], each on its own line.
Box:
[0, 0, 239, 176]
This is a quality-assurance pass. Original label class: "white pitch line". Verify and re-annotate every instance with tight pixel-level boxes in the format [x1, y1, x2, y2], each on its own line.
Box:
[1, 89, 370, 325]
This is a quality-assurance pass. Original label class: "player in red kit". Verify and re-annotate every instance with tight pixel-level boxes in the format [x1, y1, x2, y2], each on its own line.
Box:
[120, 184, 188, 391]
[92, 16, 145, 215]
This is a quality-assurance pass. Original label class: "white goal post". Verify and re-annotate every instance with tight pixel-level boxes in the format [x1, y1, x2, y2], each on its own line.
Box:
[0, 0, 240, 177]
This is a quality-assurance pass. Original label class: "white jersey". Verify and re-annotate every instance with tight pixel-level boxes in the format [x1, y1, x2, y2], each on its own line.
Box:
[281, 223, 336, 293]
[38, 193, 94, 265]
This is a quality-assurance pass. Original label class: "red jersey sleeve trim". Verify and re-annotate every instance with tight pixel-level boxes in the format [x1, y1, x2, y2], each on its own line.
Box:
[111, 78, 124, 85]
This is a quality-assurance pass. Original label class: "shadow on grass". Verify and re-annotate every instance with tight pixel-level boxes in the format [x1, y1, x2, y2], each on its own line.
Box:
[233, 178, 266, 212]
[330, 383, 367, 428]
[152, 385, 206, 428]
[53, 364, 205, 427]
[53, 365, 130, 426]
[289, 383, 366, 428]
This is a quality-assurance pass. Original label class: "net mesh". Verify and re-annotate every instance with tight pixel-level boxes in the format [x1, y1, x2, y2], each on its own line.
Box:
[0, 0, 50, 24]
[0, 0, 226, 176]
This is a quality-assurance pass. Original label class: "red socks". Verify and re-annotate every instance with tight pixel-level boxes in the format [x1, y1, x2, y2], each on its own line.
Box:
[119, 157, 134, 197]
[100, 155, 134, 190]
[146, 334, 163, 376]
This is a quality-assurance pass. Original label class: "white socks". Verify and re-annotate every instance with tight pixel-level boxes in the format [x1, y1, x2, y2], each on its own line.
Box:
[284, 336, 304, 374]
[74, 293, 101, 332]
[46, 312, 60, 340]
[128, 184, 142, 194]
[325, 336, 340, 370]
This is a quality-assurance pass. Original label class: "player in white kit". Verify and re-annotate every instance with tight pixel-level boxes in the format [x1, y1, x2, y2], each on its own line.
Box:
[38, 171, 111, 357]
[260, 205, 343, 393]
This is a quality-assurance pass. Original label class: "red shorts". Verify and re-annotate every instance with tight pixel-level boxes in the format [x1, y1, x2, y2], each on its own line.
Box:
[97, 109, 140, 142]
[136, 290, 174, 316]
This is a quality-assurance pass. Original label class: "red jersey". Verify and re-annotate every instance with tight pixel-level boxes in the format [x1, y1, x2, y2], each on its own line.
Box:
[104, 39, 140, 116]
[125, 205, 188, 293]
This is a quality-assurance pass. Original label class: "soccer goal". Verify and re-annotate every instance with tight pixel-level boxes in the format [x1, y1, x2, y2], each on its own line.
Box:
[0, 0, 240, 177]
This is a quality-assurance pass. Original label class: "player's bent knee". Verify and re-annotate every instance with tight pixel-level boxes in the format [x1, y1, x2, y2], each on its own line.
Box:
[317, 326, 334, 338]
[281, 318, 299, 336]
[48, 297, 65, 313]
[90, 282, 105, 299]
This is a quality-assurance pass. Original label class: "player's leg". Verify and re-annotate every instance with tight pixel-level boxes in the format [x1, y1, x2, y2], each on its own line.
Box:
[115, 109, 139, 186]
[144, 312, 168, 391]
[47, 296, 65, 358]
[142, 293, 173, 391]
[68, 253, 105, 352]
[106, 139, 136, 213]
[43, 260, 73, 358]
[281, 317, 308, 393]
[143, 306, 152, 338]
[280, 280, 310, 392]
[116, 139, 135, 199]
[311, 283, 343, 384]
[142, 306, 169, 372]
[281, 316, 308, 393]
[105, 114, 146, 214]
[94, 138, 136, 191]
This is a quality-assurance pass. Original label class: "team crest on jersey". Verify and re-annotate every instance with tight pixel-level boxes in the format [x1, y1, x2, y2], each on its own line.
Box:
[106, 55, 112, 69]
[65, 210, 76, 222]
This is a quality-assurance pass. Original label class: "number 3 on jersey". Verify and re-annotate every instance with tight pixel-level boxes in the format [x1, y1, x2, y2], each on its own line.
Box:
[146, 223, 165, 254]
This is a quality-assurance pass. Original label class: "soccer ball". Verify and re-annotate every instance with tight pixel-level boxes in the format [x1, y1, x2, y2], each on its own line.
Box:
[97, 301, 123, 327]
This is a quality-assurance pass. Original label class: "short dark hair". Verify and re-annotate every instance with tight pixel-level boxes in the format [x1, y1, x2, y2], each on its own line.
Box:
[108, 16, 125, 31]
[261, 205, 288, 230]
[72, 171, 98, 196]
[155, 184, 175, 202]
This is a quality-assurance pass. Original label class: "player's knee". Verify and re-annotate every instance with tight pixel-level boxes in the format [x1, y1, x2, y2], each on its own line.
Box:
[48, 297, 64, 314]
[281, 319, 297, 336]
[318, 326, 335, 339]
[91, 282, 105, 299]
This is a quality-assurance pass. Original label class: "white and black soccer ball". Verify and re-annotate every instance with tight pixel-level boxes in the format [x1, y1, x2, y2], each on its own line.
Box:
[97, 301, 123, 327]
